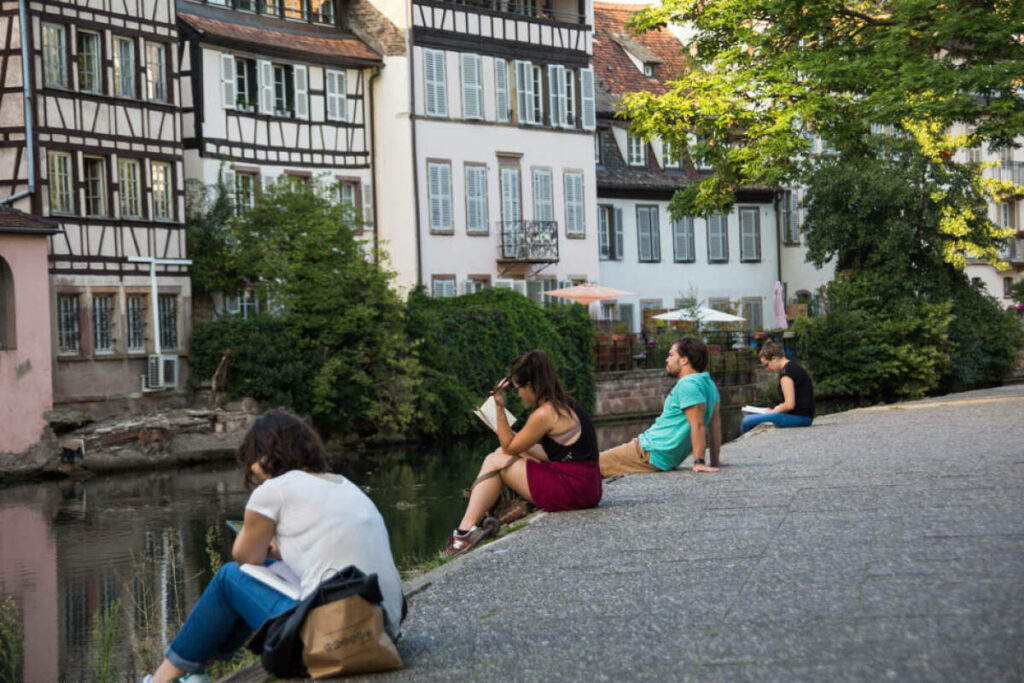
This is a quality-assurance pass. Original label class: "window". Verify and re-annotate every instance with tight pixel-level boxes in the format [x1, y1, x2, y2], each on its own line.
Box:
[284, 0, 307, 19]
[427, 161, 452, 232]
[628, 135, 646, 166]
[226, 56, 257, 111]
[424, 49, 448, 117]
[127, 294, 145, 352]
[146, 42, 168, 102]
[707, 214, 729, 262]
[313, 0, 335, 23]
[598, 205, 623, 260]
[83, 156, 106, 216]
[643, 63, 654, 77]
[565, 69, 576, 127]
[77, 31, 101, 93]
[966, 146, 983, 164]
[595, 131, 603, 165]
[495, 59, 511, 123]
[460, 53, 482, 120]
[672, 217, 695, 262]
[580, 68, 596, 130]
[431, 276, 456, 298]
[618, 303, 635, 333]
[601, 302, 616, 321]
[58, 294, 80, 355]
[1004, 277, 1013, 298]
[514, 60, 534, 124]
[158, 294, 177, 350]
[113, 36, 135, 98]
[42, 24, 67, 88]
[739, 207, 761, 262]
[93, 295, 114, 353]
[781, 190, 800, 244]
[48, 151, 73, 214]
[533, 169, 553, 222]
[119, 159, 142, 218]
[235, 171, 257, 212]
[325, 70, 347, 121]
[742, 299, 763, 334]
[500, 166, 522, 257]
[337, 180, 358, 223]
[1001, 201, 1018, 231]
[527, 278, 557, 305]
[264, 0, 280, 14]
[564, 172, 585, 236]
[547, 64, 567, 127]
[151, 161, 172, 220]
[637, 206, 660, 262]
[662, 138, 683, 169]
[465, 164, 488, 234]
[273, 64, 290, 115]
[531, 65, 544, 125]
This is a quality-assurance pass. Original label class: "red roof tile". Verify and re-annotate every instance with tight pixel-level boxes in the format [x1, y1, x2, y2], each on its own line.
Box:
[178, 11, 381, 64]
[592, 3, 691, 108]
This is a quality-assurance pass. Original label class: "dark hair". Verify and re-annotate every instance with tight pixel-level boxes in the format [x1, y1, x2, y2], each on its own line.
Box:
[507, 350, 573, 417]
[237, 409, 328, 489]
[672, 337, 709, 372]
[758, 340, 785, 360]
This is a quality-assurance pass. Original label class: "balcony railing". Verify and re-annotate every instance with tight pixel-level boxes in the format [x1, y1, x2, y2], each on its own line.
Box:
[428, 0, 585, 24]
[498, 220, 559, 262]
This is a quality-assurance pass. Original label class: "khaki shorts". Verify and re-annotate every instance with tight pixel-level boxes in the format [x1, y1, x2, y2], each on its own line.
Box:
[599, 438, 662, 477]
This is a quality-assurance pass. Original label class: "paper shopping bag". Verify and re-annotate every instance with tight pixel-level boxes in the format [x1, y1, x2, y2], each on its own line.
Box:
[299, 594, 402, 678]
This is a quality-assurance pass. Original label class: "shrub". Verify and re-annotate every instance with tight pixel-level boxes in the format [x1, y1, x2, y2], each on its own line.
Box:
[942, 280, 1024, 390]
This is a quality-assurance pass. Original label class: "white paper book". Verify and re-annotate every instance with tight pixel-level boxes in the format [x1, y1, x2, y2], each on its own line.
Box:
[473, 395, 518, 433]
[741, 405, 771, 415]
[240, 561, 302, 600]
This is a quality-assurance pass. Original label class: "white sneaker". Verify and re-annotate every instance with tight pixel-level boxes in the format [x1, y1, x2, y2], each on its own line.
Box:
[140, 674, 211, 683]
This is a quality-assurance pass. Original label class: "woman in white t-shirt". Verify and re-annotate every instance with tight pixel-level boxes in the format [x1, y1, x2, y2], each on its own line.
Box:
[142, 410, 403, 683]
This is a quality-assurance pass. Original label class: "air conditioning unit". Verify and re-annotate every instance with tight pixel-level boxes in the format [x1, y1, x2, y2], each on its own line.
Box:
[142, 354, 179, 392]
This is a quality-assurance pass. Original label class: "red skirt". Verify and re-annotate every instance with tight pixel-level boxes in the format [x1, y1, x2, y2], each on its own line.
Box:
[525, 459, 602, 512]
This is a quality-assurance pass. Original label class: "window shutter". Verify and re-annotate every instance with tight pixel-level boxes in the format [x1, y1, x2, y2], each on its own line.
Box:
[547, 65, 563, 127]
[580, 67, 596, 130]
[495, 59, 510, 122]
[428, 164, 442, 230]
[614, 207, 624, 260]
[293, 65, 309, 119]
[258, 59, 273, 115]
[461, 53, 482, 120]
[598, 208, 609, 259]
[221, 53, 235, 110]
[222, 167, 236, 207]
[326, 70, 347, 121]
[533, 169, 553, 222]
[650, 209, 660, 260]
[424, 49, 448, 116]
[361, 182, 373, 224]
[565, 173, 583, 235]
[638, 208, 651, 261]
[439, 164, 452, 230]
[466, 166, 487, 233]
[514, 60, 533, 124]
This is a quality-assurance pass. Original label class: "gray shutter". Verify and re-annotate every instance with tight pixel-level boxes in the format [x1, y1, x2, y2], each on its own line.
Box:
[614, 207, 624, 260]
[598, 207, 609, 259]
[293, 65, 309, 119]
[221, 53, 235, 110]
[638, 208, 651, 261]
[514, 60, 533, 124]
[533, 169, 553, 222]
[495, 59, 510, 123]
[461, 53, 482, 119]
[580, 67, 596, 130]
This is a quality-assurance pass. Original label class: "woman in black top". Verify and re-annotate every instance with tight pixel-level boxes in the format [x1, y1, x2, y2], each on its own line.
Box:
[741, 341, 815, 434]
[441, 350, 601, 557]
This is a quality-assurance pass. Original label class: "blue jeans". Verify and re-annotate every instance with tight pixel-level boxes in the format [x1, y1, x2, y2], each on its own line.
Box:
[165, 562, 296, 673]
[740, 412, 813, 434]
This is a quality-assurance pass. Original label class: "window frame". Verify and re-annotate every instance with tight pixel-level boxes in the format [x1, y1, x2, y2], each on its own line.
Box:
[464, 163, 489, 235]
[151, 160, 173, 221]
[47, 150, 74, 215]
[431, 274, 456, 298]
[118, 157, 143, 219]
[564, 171, 585, 237]
[83, 155, 107, 217]
[234, 170, 258, 213]
[636, 205, 661, 262]
[113, 36, 136, 99]
[92, 293, 115, 355]
[672, 216, 695, 263]
[325, 69, 348, 122]
[57, 293, 81, 356]
[158, 294, 178, 351]
[739, 206, 761, 262]
[628, 135, 646, 167]
[423, 48, 448, 117]
[126, 294, 146, 353]
[145, 41, 168, 103]
[42, 23, 68, 89]
[77, 29, 102, 94]
[426, 160, 453, 233]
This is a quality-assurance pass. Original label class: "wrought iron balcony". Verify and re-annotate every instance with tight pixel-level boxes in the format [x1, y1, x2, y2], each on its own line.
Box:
[498, 220, 559, 262]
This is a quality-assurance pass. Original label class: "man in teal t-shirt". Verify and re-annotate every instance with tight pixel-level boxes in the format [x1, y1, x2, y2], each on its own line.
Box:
[599, 337, 722, 476]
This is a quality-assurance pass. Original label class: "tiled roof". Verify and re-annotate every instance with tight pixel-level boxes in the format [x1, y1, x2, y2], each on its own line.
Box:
[178, 10, 381, 64]
[592, 2, 691, 115]
[0, 207, 61, 234]
[596, 123, 701, 195]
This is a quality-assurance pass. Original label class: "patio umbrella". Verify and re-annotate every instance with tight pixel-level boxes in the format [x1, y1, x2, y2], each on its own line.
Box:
[545, 283, 634, 305]
[652, 307, 746, 323]
[772, 280, 789, 330]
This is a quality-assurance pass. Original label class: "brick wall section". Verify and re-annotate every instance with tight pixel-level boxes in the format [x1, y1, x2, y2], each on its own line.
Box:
[594, 368, 777, 421]
[347, 0, 407, 56]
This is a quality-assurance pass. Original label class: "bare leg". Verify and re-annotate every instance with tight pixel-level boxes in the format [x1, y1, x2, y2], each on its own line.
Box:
[152, 659, 187, 683]
[458, 449, 532, 529]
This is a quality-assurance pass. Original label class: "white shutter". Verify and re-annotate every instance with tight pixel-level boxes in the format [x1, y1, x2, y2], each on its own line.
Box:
[424, 49, 447, 116]
[461, 53, 482, 120]
[638, 208, 651, 260]
[293, 65, 309, 119]
[740, 207, 760, 260]
[501, 167, 521, 258]
[257, 59, 273, 115]
[222, 167, 236, 206]
[495, 59, 510, 123]
[514, 60, 533, 124]
[465, 165, 487, 233]
[326, 70, 347, 121]
[532, 169, 553, 222]
[511, 280, 528, 296]
[220, 53, 235, 110]
[361, 182, 373, 224]
[428, 162, 452, 231]
[548, 65, 566, 128]
[565, 172, 584, 235]
[614, 207, 624, 259]
[580, 67, 596, 130]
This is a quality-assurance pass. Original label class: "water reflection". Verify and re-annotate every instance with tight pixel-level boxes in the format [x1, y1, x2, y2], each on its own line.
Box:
[0, 418, 689, 680]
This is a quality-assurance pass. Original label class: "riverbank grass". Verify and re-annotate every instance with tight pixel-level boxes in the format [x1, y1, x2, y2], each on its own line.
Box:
[0, 596, 23, 683]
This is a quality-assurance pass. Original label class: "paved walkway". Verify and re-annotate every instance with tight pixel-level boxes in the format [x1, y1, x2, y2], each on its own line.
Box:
[239, 385, 1024, 682]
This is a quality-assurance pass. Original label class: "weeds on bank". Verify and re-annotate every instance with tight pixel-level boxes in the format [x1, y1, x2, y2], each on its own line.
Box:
[400, 519, 530, 581]
[0, 596, 24, 683]
[89, 599, 125, 682]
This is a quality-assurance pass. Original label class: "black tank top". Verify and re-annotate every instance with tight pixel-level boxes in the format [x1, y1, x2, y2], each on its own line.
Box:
[780, 361, 815, 419]
[540, 398, 599, 463]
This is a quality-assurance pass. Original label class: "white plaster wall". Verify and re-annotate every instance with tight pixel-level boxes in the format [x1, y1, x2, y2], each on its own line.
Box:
[597, 199, 779, 331]
[780, 241, 834, 299]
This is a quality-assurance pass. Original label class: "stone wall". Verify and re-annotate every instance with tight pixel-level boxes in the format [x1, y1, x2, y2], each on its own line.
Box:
[594, 368, 776, 421]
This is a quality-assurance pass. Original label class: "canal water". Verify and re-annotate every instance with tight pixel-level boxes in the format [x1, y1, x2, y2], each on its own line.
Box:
[0, 416, 740, 682]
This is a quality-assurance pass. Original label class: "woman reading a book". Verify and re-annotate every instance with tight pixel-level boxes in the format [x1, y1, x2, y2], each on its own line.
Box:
[143, 409, 403, 683]
[443, 350, 602, 557]
[740, 341, 815, 434]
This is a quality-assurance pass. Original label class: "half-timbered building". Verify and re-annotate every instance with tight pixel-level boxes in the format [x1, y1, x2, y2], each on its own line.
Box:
[0, 0, 190, 410]
[368, 0, 601, 298]
[177, 0, 382, 317]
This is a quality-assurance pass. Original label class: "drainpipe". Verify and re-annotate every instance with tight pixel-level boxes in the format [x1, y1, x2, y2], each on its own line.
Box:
[773, 190, 782, 283]
[1, 0, 36, 205]
[405, 5, 422, 287]
[368, 64, 381, 260]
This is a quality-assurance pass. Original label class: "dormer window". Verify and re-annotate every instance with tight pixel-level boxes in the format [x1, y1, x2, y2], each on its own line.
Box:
[643, 63, 654, 77]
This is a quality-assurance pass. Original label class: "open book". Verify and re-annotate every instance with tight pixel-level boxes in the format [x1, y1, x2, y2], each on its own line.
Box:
[240, 561, 302, 600]
[474, 395, 518, 433]
[741, 405, 771, 415]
